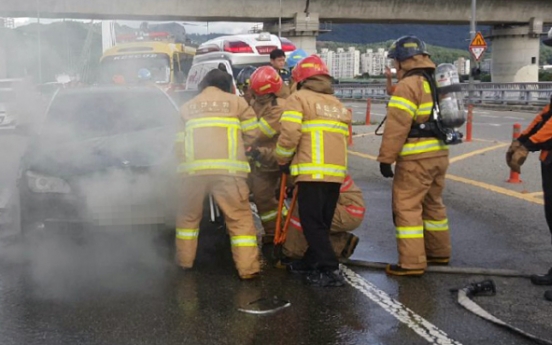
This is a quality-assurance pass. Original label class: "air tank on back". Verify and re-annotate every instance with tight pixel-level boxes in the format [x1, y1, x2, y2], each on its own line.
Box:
[435, 63, 466, 128]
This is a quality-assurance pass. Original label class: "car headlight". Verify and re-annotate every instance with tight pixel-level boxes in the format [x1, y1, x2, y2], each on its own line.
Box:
[26, 171, 71, 194]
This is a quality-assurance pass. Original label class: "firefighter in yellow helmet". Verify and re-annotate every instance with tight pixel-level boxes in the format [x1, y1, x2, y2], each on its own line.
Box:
[175, 68, 261, 280]
[281, 174, 364, 266]
[378, 36, 450, 276]
[275, 55, 352, 287]
[246, 66, 287, 244]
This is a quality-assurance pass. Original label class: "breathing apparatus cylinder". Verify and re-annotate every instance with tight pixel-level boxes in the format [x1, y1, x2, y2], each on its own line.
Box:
[435, 63, 466, 128]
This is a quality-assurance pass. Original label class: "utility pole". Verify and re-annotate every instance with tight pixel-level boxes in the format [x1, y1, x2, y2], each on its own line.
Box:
[468, 0, 476, 107]
[278, 0, 282, 37]
[36, 0, 42, 84]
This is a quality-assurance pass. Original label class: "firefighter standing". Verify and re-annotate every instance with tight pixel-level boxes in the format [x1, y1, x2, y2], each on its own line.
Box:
[247, 66, 287, 244]
[175, 68, 261, 280]
[282, 174, 364, 264]
[286, 49, 308, 94]
[275, 55, 352, 287]
[377, 36, 451, 276]
[270, 49, 292, 99]
[507, 96, 552, 301]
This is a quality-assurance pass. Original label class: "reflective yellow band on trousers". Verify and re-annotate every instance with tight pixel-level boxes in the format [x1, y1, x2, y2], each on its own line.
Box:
[176, 228, 199, 240]
[290, 163, 347, 179]
[258, 118, 277, 138]
[178, 159, 250, 173]
[396, 226, 424, 239]
[260, 209, 278, 222]
[231, 235, 258, 247]
[400, 139, 448, 156]
[424, 219, 449, 231]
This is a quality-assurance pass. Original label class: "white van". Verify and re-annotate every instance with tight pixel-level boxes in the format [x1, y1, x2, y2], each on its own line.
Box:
[185, 32, 296, 92]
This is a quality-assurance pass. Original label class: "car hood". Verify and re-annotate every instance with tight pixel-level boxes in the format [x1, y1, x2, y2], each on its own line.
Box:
[24, 126, 176, 178]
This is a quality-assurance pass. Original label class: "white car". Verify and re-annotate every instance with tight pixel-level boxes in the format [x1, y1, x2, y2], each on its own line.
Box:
[185, 32, 296, 92]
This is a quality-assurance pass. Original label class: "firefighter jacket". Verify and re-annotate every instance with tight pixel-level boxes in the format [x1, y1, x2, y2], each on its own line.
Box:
[275, 75, 352, 184]
[176, 86, 259, 177]
[520, 104, 552, 163]
[251, 94, 286, 171]
[378, 55, 449, 165]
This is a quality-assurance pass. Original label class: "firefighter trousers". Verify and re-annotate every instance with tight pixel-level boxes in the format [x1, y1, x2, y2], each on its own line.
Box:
[542, 162, 552, 239]
[297, 182, 341, 271]
[176, 175, 261, 277]
[392, 157, 451, 270]
[283, 204, 361, 259]
[249, 168, 281, 241]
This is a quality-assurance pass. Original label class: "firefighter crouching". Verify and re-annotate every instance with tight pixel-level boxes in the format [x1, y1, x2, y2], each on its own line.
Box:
[246, 66, 287, 244]
[175, 68, 261, 280]
[274, 55, 352, 287]
[507, 96, 552, 302]
[378, 36, 451, 276]
[282, 174, 364, 265]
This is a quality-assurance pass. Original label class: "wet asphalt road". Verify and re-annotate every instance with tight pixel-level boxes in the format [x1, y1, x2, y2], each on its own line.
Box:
[1, 104, 552, 345]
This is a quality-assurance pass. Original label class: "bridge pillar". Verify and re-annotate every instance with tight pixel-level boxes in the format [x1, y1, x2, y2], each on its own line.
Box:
[264, 12, 328, 55]
[490, 19, 542, 82]
[0, 33, 7, 79]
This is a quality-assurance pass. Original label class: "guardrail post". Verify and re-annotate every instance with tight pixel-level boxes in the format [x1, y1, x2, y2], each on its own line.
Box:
[348, 107, 353, 146]
[466, 104, 473, 142]
[507, 123, 522, 184]
[365, 98, 371, 125]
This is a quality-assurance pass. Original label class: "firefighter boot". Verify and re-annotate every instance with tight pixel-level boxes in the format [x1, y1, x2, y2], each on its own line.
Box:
[386, 264, 425, 277]
[545, 290, 552, 302]
[427, 256, 450, 266]
[530, 267, 552, 286]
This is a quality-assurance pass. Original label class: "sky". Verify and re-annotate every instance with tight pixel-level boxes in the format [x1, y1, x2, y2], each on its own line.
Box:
[12, 18, 261, 34]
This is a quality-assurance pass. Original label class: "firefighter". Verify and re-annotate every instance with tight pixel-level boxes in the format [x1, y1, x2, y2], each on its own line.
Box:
[270, 49, 291, 99]
[175, 68, 261, 280]
[286, 49, 308, 94]
[275, 55, 352, 287]
[282, 174, 364, 265]
[377, 36, 450, 276]
[507, 95, 552, 301]
[236, 66, 257, 104]
[246, 66, 286, 244]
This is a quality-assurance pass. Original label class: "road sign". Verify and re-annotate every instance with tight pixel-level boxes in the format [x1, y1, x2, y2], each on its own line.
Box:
[469, 31, 487, 61]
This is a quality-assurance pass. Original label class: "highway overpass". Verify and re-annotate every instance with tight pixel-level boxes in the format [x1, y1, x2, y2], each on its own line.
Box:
[0, 0, 551, 24]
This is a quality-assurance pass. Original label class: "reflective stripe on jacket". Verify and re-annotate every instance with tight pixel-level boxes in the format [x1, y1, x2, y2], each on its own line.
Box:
[176, 86, 259, 177]
[378, 56, 449, 164]
[521, 104, 552, 162]
[275, 83, 351, 183]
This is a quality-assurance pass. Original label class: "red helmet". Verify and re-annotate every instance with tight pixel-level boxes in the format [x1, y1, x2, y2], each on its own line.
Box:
[292, 55, 330, 83]
[250, 66, 283, 95]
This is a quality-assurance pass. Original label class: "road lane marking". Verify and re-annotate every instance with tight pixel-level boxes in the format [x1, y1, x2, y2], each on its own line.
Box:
[445, 174, 543, 205]
[341, 266, 463, 345]
[527, 191, 544, 196]
[352, 132, 375, 138]
[449, 143, 509, 164]
[348, 150, 544, 205]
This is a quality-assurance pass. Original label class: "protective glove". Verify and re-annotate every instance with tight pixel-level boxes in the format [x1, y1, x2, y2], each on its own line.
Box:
[379, 163, 394, 178]
[505, 140, 522, 168]
[279, 163, 291, 175]
[509, 145, 529, 173]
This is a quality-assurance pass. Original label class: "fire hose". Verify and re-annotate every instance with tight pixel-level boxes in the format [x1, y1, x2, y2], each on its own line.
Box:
[451, 280, 552, 345]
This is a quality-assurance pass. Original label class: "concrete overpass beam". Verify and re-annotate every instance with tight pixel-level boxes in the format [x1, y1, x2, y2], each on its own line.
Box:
[491, 18, 543, 82]
[264, 12, 323, 55]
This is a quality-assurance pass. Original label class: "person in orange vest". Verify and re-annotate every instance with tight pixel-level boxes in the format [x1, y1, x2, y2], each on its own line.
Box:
[507, 95, 552, 301]
[378, 36, 450, 276]
[274, 55, 352, 287]
[281, 175, 364, 268]
[174, 68, 261, 280]
[246, 66, 287, 244]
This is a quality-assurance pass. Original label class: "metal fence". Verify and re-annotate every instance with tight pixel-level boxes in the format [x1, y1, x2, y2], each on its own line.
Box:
[334, 82, 552, 106]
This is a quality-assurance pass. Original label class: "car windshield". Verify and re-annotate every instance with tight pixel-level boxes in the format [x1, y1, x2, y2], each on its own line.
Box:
[41, 88, 178, 142]
[99, 54, 171, 84]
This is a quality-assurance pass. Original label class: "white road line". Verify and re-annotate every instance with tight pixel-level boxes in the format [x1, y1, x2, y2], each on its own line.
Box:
[502, 116, 524, 120]
[342, 265, 463, 345]
[480, 115, 500, 118]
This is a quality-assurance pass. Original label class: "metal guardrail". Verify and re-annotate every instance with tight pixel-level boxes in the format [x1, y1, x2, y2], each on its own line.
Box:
[333, 82, 552, 106]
